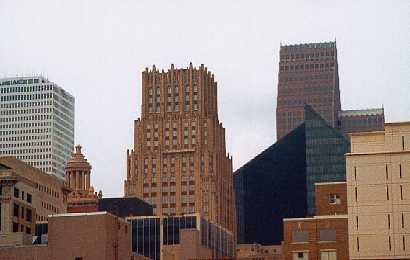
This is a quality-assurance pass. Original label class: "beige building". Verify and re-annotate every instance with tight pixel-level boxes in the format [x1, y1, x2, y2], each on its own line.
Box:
[347, 122, 410, 259]
[124, 64, 234, 233]
[0, 157, 70, 246]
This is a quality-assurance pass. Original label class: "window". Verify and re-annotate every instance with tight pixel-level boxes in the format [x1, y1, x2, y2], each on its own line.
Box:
[319, 229, 336, 242]
[13, 203, 19, 217]
[292, 231, 308, 243]
[26, 208, 32, 222]
[12, 222, 19, 232]
[293, 252, 308, 260]
[328, 194, 341, 204]
[75, 258, 83, 260]
[320, 251, 336, 260]
[14, 187, 19, 198]
[27, 193, 32, 203]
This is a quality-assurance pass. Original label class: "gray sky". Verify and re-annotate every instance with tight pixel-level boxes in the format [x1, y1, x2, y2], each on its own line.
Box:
[1, 0, 409, 197]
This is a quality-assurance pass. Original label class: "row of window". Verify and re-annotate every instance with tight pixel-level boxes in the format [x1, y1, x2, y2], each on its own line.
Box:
[14, 188, 33, 203]
[12, 222, 31, 234]
[0, 114, 52, 123]
[0, 92, 53, 102]
[280, 62, 335, 73]
[0, 142, 52, 151]
[13, 203, 32, 222]
[1, 122, 52, 131]
[0, 82, 51, 93]
[0, 100, 52, 109]
[280, 50, 335, 61]
[0, 107, 52, 116]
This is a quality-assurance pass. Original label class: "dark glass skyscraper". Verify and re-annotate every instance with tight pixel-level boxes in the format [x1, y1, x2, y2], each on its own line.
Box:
[235, 106, 349, 245]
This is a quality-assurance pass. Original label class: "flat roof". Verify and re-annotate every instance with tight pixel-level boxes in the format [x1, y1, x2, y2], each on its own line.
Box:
[283, 214, 348, 222]
[49, 211, 108, 218]
[339, 108, 384, 117]
[314, 181, 346, 186]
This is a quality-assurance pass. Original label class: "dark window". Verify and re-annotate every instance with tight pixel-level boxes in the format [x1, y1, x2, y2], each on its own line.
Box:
[25, 227, 31, 234]
[13, 203, 19, 217]
[400, 164, 402, 178]
[27, 193, 32, 204]
[12, 222, 19, 232]
[26, 208, 32, 222]
[75, 258, 83, 260]
[14, 187, 19, 198]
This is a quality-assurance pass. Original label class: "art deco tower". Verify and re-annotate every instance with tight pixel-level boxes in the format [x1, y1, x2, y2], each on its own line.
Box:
[125, 63, 234, 232]
[276, 42, 341, 139]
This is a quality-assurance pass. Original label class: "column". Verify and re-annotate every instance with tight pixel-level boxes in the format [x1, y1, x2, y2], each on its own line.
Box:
[75, 171, 79, 191]
[86, 172, 90, 191]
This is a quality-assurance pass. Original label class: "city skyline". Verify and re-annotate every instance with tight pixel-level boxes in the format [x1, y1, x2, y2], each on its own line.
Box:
[0, 0, 409, 197]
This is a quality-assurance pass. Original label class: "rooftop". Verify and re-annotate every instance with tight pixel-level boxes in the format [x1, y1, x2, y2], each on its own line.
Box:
[339, 108, 384, 117]
[280, 41, 336, 50]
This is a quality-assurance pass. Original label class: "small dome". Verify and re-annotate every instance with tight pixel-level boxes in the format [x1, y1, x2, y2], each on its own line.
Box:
[65, 145, 92, 171]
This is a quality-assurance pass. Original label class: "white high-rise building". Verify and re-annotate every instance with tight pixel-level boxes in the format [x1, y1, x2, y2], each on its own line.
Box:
[0, 76, 75, 179]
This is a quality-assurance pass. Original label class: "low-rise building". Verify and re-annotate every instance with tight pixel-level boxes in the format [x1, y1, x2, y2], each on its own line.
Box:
[346, 122, 410, 259]
[282, 182, 349, 260]
[0, 156, 70, 246]
[236, 243, 282, 260]
[0, 211, 148, 260]
[127, 214, 235, 260]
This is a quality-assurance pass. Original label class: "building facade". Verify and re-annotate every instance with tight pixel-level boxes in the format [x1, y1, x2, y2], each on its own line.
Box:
[282, 182, 348, 260]
[338, 108, 385, 136]
[124, 64, 234, 233]
[0, 212, 147, 260]
[276, 42, 341, 139]
[0, 76, 75, 179]
[65, 145, 99, 213]
[234, 106, 349, 245]
[346, 122, 410, 259]
[127, 214, 234, 260]
[0, 157, 69, 246]
[236, 243, 283, 260]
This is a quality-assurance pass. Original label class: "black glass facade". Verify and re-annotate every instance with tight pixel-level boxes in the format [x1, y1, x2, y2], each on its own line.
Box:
[304, 105, 350, 215]
[128, 214, 234, 260]
[234, 105, 349, 245]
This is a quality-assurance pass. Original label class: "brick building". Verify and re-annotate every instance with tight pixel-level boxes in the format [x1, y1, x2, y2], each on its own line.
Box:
[124, 64, 234, 233]
[276, 42, 341, 139]
[236, 243, 283, 260]
[65, 145, 98, 213]
[275, 41, 385, 140]
[0, 212, 149, 260]
[314, 182, 347, 216]
[282, 182, 349, 260]
[0, 157, 70, 246]
[346, 122, 410, 259]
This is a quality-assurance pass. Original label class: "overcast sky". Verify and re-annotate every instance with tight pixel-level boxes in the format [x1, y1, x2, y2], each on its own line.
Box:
[0, 0, 409, 197]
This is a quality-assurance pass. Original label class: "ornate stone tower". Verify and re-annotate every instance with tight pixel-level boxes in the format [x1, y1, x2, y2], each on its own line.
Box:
[65, 145, 98, 213]
[125, 63, 234, 232]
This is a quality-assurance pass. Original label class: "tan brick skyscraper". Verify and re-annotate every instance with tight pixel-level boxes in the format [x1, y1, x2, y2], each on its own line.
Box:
[125, 63, 234, 232]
